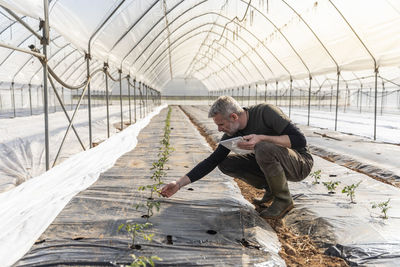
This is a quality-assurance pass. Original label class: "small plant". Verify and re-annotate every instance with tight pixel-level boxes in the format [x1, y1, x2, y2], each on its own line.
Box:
[323, 181, 340, 194]
[372, 198, 391, 219]
[129, 254, 162, 267]
[136, 199, 161, 221]
[310, 170, 321, 184]
[342, 181, 362, 203]
[118, 222, 153, 249]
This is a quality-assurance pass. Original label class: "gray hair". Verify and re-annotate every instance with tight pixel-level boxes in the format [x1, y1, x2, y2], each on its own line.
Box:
[208, 96, 244, 118]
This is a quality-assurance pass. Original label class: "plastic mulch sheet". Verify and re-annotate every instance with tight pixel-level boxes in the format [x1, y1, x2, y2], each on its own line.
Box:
[16, 106, 285, 266]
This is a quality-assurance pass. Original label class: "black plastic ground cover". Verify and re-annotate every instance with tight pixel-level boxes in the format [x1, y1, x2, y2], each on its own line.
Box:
[16, 106, 284, 266]
[181, 105, 400, 267]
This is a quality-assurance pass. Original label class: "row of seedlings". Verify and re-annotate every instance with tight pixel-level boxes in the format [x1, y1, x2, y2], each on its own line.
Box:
[118, 106, 174, 266]
[310, 170, 390, 219]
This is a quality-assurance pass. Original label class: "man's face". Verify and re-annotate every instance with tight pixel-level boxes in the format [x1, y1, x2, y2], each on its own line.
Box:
[213, 113, 240, 136]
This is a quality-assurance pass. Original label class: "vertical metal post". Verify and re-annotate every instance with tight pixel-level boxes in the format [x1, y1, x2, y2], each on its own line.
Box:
[248, 85, 250, 106]
[104, 65, 110, 138]
[29, 84, 32, 115]
[343, 85, 348, 113]
[241, 86, 244, 106]
[289, 79, 293, 117]
[70, 88, 73, 111]
[139, 81, 142, 118]
[21, 86, 24, 111]
[85, 52, 93, 148]
[373, 68, 378, 140]
[41, 1, 50, 170]
[359, 84, 363, 113]
[264, 82, 267, 103]
[127, 76, 131, 124]
[255, 84, 258, 104]
[380, 81, 384, 115]
[11, 82, 16, 117]
[145, 84, 148, 116]
[118, 69, 123, 130]
[307, 76, 312, 126]
[335, 72, 340, 131]
[330, 85, 333, 112]
[133, 78, 137, 122]
[53, 87, 56, 112]
[275, 81, 278, 106]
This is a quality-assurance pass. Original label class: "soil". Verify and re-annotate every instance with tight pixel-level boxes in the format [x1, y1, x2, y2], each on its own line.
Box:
[180, 106, 349, 267]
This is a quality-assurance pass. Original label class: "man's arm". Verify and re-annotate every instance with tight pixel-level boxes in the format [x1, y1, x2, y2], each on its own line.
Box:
[237, 123, 306, 150]
[160, 144, 230, 198]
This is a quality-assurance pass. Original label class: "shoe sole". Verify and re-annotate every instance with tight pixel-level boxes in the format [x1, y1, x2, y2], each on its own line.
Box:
[261, 203, 294, 219]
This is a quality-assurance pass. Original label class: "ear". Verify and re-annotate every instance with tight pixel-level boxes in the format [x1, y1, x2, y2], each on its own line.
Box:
[230, 113, 239, 121]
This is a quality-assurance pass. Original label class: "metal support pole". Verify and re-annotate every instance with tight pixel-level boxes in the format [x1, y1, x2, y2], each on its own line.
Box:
[41, 2, 50, 170]
[139, 82, 142, 118]
[104, 65, 110, 138]
[85, 52, 93, 148]
[275, 81, 278, 106]
[380, 81, 384, 115]
[374, 68, 378, 140]
[29, 84, 32, 115]
[133, 79, 137, 122]
[145, 84, 148, 116]
[330, 85, 333, 112]
[118, 69, 123, 130]
[307, 76, 312, 126]
[289, 79, 293, 117]
[255, 84, 258, 104]
[264, 82, 267, 103]
[359, 84, 363, 113]
[127, 76, 132, 124]
[11, 82, 16, 117]
[334, 72, 340, 131]
[248, 85, 250, 106]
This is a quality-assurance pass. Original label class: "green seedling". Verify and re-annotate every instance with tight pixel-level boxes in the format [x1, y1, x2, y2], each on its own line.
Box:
[342, 181, 362, 203]
[310, 170, 321, 184]
[322, 181, 340, 194]
[129, 254, 162, 267]
[118, 222, 153, 249]
[136, 200, 161, 220]
[372, 198, 391, 219]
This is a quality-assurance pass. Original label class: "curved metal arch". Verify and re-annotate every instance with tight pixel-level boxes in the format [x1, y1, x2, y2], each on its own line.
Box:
[52, 47, 80, 71]
[142, 22, 268, 81]
[147, 29, 251, 84]
[108, 0, 159, 53]
[132, 12, 275, 80]
[122, 0, 208, 64]
[120, 0, 193, 65]
[149, 53, 226, 89]
[143, 27, 251, 85]
[194, 51, 242, 85]
[201, 42, 251, 82]
[281, 0, 339, 73]
[239, 0, 310, 76]
[181, 12, 291, 80]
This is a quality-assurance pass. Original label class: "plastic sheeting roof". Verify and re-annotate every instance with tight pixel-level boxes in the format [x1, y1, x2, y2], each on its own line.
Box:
[0, 0, 400, 91]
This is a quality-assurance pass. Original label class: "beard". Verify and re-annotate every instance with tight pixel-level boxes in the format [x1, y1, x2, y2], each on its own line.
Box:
[225, 122, 240, 136]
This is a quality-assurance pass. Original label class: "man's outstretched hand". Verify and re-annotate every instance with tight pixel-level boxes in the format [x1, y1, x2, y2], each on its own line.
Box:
[160, 181, 180, 198]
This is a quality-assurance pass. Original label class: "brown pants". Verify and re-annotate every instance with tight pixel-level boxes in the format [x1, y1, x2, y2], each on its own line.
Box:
[218, 141, 314, 189]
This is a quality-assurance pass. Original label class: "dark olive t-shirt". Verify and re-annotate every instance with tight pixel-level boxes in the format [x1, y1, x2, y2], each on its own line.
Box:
[221, 104, 290, 142]
[186, 104, 294, 182]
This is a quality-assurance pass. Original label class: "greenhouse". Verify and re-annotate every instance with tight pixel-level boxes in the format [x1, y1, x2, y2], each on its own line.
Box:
[0, 0, 399, 266]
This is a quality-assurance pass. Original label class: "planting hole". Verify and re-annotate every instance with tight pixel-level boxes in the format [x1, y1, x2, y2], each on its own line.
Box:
[141, 215, 150, 219]
[147, 197, 154, 200]
[329, 174, 337, 177]
[206, 230, 217, 235]
[130, 244, 141, 250]
[72, 236, 84, 240]
[187, 188, 194, 191]
[35, 239, 45, 244]
[167, 235, 173, 245]
[184, 165, 189, 168]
